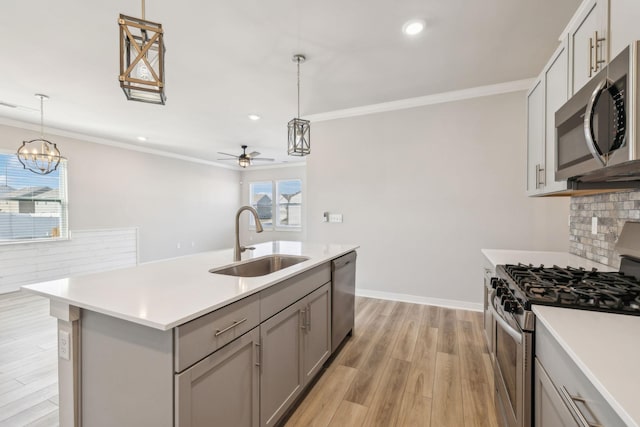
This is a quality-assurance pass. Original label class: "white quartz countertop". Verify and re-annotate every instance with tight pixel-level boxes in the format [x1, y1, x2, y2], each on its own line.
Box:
[533, 305, 640, 427]
[22, 241, 358, 331]
[481, 249, 615, 271]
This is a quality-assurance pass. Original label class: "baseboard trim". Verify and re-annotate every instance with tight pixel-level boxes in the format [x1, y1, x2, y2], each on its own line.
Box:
[356, 288, 482, 312]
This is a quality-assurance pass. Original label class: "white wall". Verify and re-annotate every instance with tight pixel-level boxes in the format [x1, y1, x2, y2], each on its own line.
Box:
[306, 91, 570, 309]
[0, 123, 241, 262]
[240, 164, 306, 244]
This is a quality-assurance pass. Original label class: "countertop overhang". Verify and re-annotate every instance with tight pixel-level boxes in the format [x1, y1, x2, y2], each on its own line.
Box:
[22, 241, 359, 330]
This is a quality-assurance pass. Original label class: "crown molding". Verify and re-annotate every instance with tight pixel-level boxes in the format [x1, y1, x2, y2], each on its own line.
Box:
[304, 78, 535, 122]
[0, 117, 238, 170]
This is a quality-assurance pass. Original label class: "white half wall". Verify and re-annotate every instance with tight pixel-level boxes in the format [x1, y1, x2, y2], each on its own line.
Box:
[0, 123, 240, 263]
[306, 91, 570, 308]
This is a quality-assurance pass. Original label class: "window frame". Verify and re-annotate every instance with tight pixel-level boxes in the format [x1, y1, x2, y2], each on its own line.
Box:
[0, 150, 69, 245]
[249, 179, 302, 232]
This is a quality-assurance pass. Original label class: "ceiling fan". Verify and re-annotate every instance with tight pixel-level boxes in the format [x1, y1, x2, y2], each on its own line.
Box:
[217, 145, 275, 168]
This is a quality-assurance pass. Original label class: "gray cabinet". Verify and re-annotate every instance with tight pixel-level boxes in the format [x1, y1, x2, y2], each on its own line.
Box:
[527, 40, 570, 196]
[175, 327, 260, 427]
[534, 359, 578, 427]
[260, 282, 331, 427]
[567, 0, 609, 95]
[527, 78, 545, 195]
[302, 284, 331, 383]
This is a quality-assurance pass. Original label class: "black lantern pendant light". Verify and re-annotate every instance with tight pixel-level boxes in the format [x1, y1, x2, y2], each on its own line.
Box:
[119, 0, 166, 104]
[287, 54, 310, 156]
[17, 94, 63, 175]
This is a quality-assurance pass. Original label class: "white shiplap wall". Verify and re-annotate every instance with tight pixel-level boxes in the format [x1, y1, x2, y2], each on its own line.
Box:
[0, 228, 138, 294]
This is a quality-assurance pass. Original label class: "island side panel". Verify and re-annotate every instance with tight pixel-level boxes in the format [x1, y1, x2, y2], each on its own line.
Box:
[81, 310, 173, 427]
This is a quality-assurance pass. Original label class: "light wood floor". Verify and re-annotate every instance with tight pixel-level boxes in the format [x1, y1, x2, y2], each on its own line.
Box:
[284, 297, 497, 427]
[0, 293, 496, 427]
[0, 292, 59, 427]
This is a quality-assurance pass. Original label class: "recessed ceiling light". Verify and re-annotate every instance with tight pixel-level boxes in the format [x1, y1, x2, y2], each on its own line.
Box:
[248, 114, 261, 121]
[137, 136, 147, 142]
[402, 19, 425, 36]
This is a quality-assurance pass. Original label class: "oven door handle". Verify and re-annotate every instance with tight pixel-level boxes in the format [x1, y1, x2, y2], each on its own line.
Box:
[488, 304, 523, 345]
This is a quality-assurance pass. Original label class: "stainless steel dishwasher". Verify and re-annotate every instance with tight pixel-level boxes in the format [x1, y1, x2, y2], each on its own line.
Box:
[331, 251, 357, 352]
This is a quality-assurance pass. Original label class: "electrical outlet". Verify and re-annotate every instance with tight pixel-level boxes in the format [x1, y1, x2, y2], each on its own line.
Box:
[592, 217, 598, 235]
[59, 330, 70, 360]
[177, 242, 181, 249]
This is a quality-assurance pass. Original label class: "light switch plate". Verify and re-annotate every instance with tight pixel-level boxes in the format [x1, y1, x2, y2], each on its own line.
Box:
[329, 214, 343, 223]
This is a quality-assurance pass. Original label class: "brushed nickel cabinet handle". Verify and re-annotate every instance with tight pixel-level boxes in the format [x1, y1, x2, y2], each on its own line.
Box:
[559, 386, 602, 427]
[254, 342, 261, 367]
[535, 164, 541, 189]
[300, 309, 306, 330]
[593, 31, 606, 72]
[214, 318, 248, 337]
[589, 36, 594, 77]
[306, 304, 311, 331]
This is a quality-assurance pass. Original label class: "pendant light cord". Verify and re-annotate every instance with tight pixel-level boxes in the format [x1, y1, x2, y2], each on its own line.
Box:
[297, 58, 300, 119]
[141, 0, 145, 19]
[39, 95, 44, 138]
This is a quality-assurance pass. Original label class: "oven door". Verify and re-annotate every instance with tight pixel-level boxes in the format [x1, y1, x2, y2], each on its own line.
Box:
[490, 304, 533, 427]
[483, 270, 496, 359]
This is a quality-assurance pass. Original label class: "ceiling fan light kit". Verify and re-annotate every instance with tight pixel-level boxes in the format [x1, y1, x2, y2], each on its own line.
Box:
[16, 94, 63, 175]
[287, 54, 310, 157]
[118, 0, 166, 105]
[217, 145, 275, 168]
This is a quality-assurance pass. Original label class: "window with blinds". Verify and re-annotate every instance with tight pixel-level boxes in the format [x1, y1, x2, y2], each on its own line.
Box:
[0, 152, 68, 243]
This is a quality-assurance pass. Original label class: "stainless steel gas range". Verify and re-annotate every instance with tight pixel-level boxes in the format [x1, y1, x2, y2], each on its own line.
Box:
[488, 223, 640, 427]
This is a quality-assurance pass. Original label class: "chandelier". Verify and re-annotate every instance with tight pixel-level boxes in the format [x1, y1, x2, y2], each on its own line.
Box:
[17, 94, 63, 175]
[287, 54, 310, 156]
[119, 0, 166, 104]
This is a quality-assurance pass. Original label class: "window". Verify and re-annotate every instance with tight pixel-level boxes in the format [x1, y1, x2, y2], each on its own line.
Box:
[249, 179, 302, 230]
[0, 152, 68, 243]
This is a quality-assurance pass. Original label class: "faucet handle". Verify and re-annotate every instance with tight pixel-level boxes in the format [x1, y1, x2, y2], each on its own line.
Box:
[240, 246, 256, 253]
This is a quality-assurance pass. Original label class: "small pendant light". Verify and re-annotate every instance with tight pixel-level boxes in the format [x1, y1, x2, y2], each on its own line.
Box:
[17, 94, 63, 175]
[287, 54, 310, 156]
[119, 0, 166, 104]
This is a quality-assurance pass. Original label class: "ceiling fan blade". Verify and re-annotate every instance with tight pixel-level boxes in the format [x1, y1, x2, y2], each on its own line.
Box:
[252, 158, 275, 162]
[248, 151, 261, 157]
[216, 158, 238, 161]
[217, 152, 239, 158]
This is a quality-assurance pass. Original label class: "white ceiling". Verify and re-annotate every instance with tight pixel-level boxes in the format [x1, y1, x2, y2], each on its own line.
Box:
[0, 0, 581, 167]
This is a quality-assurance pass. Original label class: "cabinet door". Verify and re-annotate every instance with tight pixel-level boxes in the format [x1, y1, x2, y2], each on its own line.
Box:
[610, 0, 640, 58]
[543, 40, 569, 193]
[175, 327, 259, 427]
[260, 301, 304, 427]
[302, 283, 331, 383]
[534, 359, 579, 427]
[527, 78, 545, 195]
[569, 0, 609, 94]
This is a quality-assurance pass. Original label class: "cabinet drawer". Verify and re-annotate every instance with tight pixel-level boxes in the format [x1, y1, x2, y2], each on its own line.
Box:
[175, 293, 260, 372]
[260, 263, 330, 322]
[535, 321, 624, 426]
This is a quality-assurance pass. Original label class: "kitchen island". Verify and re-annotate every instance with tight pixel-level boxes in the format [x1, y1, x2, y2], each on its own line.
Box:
[23, 241, 358, 427]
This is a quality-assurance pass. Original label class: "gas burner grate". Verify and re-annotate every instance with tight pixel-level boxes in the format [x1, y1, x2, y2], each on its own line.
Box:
[502, 264, 640, 315]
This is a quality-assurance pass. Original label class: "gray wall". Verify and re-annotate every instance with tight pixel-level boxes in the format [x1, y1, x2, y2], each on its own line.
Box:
[0, 123, 241, 262]
[569, 190, 640, 267]
[240, 165, 306, 244]
[306, 91, 570, 308]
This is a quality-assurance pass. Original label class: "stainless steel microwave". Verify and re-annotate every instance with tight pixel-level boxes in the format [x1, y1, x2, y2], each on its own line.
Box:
[555, 42, 640, 182]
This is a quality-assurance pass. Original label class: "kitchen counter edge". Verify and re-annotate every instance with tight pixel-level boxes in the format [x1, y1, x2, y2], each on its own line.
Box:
[21, 241, 359, 331]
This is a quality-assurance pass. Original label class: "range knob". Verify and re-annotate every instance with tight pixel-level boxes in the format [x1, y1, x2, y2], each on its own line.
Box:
[490, 277, 500, 288]
[496, 286, 505, 297]
[504, 300, 518, 313]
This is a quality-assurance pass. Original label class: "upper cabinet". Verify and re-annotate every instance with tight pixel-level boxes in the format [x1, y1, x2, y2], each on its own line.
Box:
[610, 0, 640, 58]
[526, 0, 640, 196]
[567, 0, 609, 95]
[527, 41, 570, 196]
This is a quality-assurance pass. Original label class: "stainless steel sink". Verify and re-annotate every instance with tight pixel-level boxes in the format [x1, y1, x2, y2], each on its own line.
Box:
[209, 255, 310, 277]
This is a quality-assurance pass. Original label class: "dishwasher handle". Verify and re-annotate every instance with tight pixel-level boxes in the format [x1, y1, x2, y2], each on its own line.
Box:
[332, 251, 357, 271]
